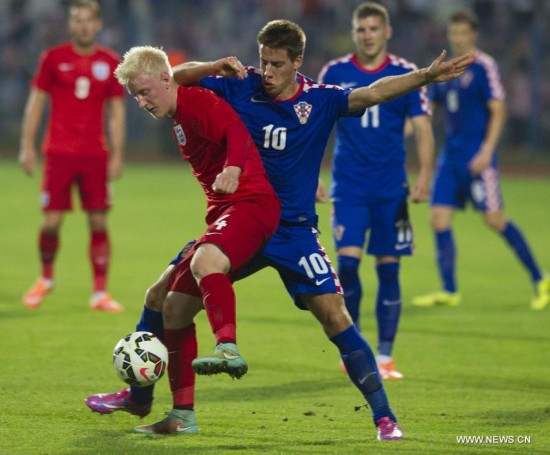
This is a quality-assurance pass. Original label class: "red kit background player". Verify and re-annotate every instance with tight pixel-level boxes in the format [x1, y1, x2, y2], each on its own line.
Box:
[19, 0, 126, 312]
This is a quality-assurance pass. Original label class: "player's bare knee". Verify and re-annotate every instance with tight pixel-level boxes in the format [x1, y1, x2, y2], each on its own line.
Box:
[307, 294, 352, 336]
[190, 244, 230, 279]
[486, 221, 502, 232]
[431, 219, 449, 232]
[163, 293, 202, 328]
[41, 225, 60, 236]
[162, 297, 181, 327]
[328, 308, 353, 333]
[144, 284, 164, 311]
[483, 213, 506, 232]
[42, 218, 63, 234]
[430, 207, 452, 231]
[87, 211, 108, 231]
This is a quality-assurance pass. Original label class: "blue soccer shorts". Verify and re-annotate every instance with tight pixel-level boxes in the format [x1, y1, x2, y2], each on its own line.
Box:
[232, 223, 343, 309]
[431, 160, 503, 211]
[331, 192, 413, 257]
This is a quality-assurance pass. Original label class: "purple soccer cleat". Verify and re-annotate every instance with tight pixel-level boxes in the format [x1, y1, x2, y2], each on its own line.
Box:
[85, 388, 151, 418]
[376, 416, 404, 441]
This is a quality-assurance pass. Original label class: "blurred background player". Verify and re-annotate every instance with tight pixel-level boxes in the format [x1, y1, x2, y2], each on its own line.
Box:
[318, 2, 434, 380]
[19, 0, 126, 312]
[412, 10, 549, 311]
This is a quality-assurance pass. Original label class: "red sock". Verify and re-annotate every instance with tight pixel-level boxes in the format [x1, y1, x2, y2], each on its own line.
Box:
[90, 230, 110, 292]
[164, 324, 197, 408]
[39, 230, 58, 280]
[199, 273, 236, 344]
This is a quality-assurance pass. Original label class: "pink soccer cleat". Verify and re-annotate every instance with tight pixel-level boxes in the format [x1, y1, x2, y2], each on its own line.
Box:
[85, 388, 151, 417]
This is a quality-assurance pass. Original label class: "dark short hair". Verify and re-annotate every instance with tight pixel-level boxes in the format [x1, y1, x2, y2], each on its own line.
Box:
[448, 10, 478, 31]
[353, 2, 390, 27]
[257, 20, 306, 61]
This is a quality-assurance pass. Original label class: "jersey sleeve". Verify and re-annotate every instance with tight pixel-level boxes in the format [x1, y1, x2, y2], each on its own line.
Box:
[223, 122, 251, 170]
[339, 88, 365, 118]
[200, 68, 263, 105]
[406, 86, 430, 118]
[107, 78, 125, 98]
[308, 70, 363, 119]
[106, 57, 124, 98]
[480, 63, 505, 102]
[32, 50, 54, 92]
[199, 75, 231, 99]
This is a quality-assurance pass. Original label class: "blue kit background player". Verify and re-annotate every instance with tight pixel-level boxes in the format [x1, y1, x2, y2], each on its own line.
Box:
[318, 2, 435, 380]
[86, 19, 473, 440]
[412, 10, 549, 311]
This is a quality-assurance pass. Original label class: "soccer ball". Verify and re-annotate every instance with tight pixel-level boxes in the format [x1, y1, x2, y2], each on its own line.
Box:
[112, 331, 168, 387]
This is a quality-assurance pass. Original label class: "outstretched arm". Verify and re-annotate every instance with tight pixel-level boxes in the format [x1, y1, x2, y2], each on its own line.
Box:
[348, 50, 473, 112]
[172, 56, 247, 86]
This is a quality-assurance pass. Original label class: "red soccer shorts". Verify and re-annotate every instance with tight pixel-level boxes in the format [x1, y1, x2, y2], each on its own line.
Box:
[168, 193, 280, 296]
[41, 154, 110, 211]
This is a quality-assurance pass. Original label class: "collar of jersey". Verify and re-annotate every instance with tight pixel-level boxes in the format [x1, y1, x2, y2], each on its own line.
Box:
[351, 53, 390, 74]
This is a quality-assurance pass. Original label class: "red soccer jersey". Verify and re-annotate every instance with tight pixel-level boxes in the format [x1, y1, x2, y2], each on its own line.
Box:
[32, 43, 124, 157]
[172, 85, 276, 217]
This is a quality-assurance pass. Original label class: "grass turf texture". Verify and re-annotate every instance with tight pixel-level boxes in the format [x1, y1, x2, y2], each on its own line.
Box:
[1, 159, 549, 454]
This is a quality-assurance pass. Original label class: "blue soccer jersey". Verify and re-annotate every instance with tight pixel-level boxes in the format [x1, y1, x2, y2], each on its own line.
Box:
[200, 69, 360, 224]
[430, 49, 506, 212]
[319, 53, 429, 201]
[430, 49, 505, 163]
[198, 69, 361, 304]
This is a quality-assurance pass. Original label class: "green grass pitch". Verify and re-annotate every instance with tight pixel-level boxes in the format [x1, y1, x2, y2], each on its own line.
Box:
[1, 159, 549, 454]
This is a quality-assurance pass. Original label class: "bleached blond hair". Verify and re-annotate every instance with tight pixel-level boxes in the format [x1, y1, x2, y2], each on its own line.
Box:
[114, 46, 172, 86]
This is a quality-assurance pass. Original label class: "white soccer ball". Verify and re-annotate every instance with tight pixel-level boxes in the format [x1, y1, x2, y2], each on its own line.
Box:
[112, 331, 168, 387]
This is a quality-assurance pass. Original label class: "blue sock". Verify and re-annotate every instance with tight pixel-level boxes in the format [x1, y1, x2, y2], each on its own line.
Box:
[436, 230, 457, 292]
[131, 306, 164, 405]
[330, 325, 396, 424]
[375, 262, 401, 357]
[501, 221, 542, 283]
[136, 305, 165, 340]
[337, 255, 362, 330]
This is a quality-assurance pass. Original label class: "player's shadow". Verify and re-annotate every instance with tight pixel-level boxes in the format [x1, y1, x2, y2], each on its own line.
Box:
[197, 377, 347, 404]
[474, 406, 550, 427]
[0, 293, 37, 318]
[404, 326, 547, 344]
[415, 375, 547, 395]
